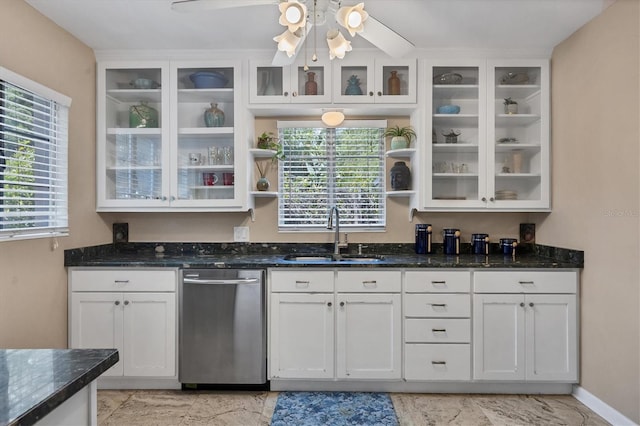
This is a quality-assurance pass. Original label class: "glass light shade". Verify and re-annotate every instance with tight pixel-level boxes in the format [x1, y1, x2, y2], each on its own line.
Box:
[273, 29, 302, 57]
[321, 111, 345, 127]
[326, 29, 352, 60]
[336, 2, 368, 36]
[278, 0, 307, 33]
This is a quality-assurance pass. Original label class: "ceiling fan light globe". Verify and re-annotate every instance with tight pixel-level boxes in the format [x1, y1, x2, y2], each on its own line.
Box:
[336, 2, 368, 36]
[321, 111, 345, 127]
[326, 29, 352, 60]
[273, 29, 302, 57]
[278, 0, 308, 32]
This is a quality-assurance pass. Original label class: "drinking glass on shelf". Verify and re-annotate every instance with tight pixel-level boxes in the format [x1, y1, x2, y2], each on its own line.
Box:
[208, 146, 220, 165]
[222, 146, 234, 165]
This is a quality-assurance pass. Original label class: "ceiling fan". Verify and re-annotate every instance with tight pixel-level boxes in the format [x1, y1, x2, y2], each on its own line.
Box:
[171, 0, 414, 66]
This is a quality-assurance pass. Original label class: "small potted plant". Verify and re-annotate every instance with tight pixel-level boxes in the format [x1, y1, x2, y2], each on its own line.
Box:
[504, 97, 518, 114]
[257, 131, 279, 150]
[384, 125, 417, 150]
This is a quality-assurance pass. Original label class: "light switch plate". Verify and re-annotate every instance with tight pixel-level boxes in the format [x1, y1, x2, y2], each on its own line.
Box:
[233, 226, 250, 242]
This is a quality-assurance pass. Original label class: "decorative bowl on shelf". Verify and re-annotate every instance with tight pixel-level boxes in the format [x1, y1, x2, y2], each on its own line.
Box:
[501, 72, 529, 85]
[189, 71, 229, 88]
[437, 105, 461, 114]
[433, 72, 463, 84]
[130, 78, 158, 89]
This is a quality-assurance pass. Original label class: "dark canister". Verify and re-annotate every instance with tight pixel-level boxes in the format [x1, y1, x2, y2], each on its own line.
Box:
[443, 228, 461, 255]
[471, 233, 489, 255]
[415, 224, 432, 254]
[390, 161, 411, 190]
[500, 238, 518, 255]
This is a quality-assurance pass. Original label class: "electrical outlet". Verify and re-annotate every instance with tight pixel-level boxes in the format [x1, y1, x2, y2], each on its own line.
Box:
[233, 226, 250, 242]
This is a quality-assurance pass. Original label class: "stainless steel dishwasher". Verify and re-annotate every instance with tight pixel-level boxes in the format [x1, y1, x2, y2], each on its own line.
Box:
[179, 269, 266, 387]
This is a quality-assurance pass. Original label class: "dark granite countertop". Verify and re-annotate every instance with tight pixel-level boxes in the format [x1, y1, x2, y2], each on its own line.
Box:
[64, 242, 583, 269]
[0, 349, 119, 426]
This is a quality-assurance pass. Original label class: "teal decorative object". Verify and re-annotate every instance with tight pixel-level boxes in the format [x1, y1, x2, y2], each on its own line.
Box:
[204, 103, 224, 127]
[345, 75, 362, 95]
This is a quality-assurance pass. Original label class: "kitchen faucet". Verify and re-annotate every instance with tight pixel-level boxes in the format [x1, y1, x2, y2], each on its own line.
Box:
[327, 206, 348, 256]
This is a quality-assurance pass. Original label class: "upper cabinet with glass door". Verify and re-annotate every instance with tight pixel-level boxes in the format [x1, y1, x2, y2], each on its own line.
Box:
[332, 57, 416, 104]
[97, 62, 170, 210]
[425, 60, 486, 209]
[488, 60, 549, 210]
[170, 61, 245, 209]
[249, 56, 332, 104]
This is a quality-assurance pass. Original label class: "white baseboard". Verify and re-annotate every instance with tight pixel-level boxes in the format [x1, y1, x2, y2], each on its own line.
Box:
[572, 385, 638, 426]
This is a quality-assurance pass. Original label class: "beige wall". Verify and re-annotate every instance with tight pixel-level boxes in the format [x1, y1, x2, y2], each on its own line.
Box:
[0, 1, 108, 348]
[533, 0, 640, 421]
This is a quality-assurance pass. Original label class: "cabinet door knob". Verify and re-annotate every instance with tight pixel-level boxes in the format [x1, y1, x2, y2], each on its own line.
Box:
[368, 91, 374, 96]
[520, 302, 525, 307]
[377, 91, 382, 96]
[481, 197, 487, 202]
[340, 301, 345, 307]
[284, 91, 289, 97]
[114, 300, 120, 306]
[327, 302, 332, 307]
[529, 302, 534, 307]
[292, 91, 297, 97]
[490, 197, 495, 202]
[162, 196, 167, 201]
[124, 300, 130, 306]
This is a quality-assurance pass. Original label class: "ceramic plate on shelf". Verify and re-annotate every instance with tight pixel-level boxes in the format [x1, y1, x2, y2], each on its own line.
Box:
[500, 72, 529, 85]
[433, 72, 463, 85]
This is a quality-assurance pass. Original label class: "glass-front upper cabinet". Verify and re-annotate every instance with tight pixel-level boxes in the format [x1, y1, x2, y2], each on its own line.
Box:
[97, 62, 170, 209]
[249, 57, 332, 104]
[425, 60, 487, 209]
[170, 61, 244, 208]
[332, 57, 416, 104]
[488, 60, 549, 210]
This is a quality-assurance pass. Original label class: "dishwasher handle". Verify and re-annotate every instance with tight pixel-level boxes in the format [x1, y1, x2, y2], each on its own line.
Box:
[183, 277, 260, 285]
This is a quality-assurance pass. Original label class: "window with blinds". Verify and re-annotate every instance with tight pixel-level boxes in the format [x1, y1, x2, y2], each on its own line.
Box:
[0, 67, 71, 241]
[278, 120, 386, 231]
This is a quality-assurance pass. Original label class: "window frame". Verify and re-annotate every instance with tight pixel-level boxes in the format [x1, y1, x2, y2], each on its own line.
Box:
[0, 66, 71, 242]
[277, 120, 387, 232]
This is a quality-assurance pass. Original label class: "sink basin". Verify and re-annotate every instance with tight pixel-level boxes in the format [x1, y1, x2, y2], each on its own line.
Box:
[282, 254, 385, 262]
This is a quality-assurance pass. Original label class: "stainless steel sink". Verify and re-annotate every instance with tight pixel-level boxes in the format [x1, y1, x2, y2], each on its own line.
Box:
[282, 254, 385, 262]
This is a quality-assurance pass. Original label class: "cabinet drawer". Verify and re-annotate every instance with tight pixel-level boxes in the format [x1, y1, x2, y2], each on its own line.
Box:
[336, 271, 401, 293]
[405, 344, 471, 381]
[70, 268, 177, 292]
[405, 318, 470, 343]
[270, 270, 334, 292]
[404, 294, 470, 317]
[474, 271, 577, 293]
[405, 271, 471, 293]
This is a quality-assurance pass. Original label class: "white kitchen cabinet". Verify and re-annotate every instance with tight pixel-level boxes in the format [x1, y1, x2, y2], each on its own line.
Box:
[68, 268, 178, 378]
[249, 58, 332, 104]
[332, 56, 416, 104]
[473, 271, 578, 382]
[97, 60, 246, 211]
[421, 59, 549, 211]
[404, 270, 472, 381]
[269, 293, 334, 379]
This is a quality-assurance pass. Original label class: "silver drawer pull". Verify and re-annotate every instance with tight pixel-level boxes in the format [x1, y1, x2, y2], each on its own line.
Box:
[114, 280, 130, 284]
[431, 361, 447, 365]
[519, 281, 535, 285]
[295, 280, 310, 288]
[430, 303, 447, 308]
[431, 280, 446, 285]
[362, 280, 377, 286]
[432, 328, 447, 333]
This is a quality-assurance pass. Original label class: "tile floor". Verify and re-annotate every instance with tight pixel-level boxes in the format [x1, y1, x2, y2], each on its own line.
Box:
[98, 390, 611, 426]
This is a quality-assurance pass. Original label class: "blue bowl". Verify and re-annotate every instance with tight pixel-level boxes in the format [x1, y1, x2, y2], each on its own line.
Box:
[189, 71, 229, 89]
[437, 105, 461, 114]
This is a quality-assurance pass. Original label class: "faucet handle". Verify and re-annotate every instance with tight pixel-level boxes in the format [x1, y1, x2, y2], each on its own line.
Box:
[358, 243, 368, 255]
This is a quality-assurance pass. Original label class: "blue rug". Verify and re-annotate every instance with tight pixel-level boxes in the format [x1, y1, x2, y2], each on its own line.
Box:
[270, 391, 398, 426]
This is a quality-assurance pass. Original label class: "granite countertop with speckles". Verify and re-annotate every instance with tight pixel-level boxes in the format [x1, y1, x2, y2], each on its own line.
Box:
[64, 242, 583, 269]
[0, 349, 119, 426]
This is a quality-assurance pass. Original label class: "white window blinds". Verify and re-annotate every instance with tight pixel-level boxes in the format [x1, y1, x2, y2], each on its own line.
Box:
[278, 120, 386, 230]
[0, 67, 71, 241]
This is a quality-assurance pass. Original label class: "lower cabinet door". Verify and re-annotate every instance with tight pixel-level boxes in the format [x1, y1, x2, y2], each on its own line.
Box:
[405, 344, 471, 380]
[70, 292, 124, 377]
[270, 293, 335, 379]
[122, 293, 176, 377]
[336, 293, 402, 379]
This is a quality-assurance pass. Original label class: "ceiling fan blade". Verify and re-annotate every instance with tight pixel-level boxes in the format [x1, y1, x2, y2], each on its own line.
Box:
[171, 0, 279, 13]
[271, 24, 312, 66]
[359, 15, 414, 58]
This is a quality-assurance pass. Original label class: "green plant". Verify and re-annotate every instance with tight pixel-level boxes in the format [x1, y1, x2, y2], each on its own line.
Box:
[383, 125, 416, 142]
[257, 131, 278, 149]
[503, 97, 518, 105]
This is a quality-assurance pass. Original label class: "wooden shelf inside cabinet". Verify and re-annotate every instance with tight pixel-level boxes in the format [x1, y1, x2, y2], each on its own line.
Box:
[386, 148, 416, 159]
[178, 88, 234, 103]
[250, 191, 278, 197]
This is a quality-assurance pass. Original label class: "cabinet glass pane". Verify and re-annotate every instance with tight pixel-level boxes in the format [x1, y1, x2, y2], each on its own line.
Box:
[176, 66, 236, 201]
[256, 66, 284, 97]
[381, 65, 409, 96]
[493, 66, 542, 202]
[295, 66, 325, 97]
[338, 65, 368, 97]
[104, 68, 164, 201]
[431, 66, 480, 201]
